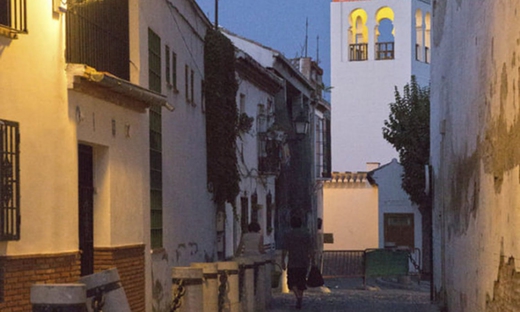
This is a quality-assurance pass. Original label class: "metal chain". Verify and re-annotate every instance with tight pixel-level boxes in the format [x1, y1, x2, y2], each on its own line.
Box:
[218, 270, 230, 312]
[91, 288, 105, 312]
[408, 253, 421, 272]
[170, 279, 186, 312]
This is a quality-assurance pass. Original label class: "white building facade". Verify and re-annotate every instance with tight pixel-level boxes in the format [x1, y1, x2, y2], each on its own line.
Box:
[0, 0, 215, 310]
[224, 49, 283, 258]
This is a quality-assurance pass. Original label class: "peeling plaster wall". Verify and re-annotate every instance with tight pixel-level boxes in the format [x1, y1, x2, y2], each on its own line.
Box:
[431, 1, 520, 311]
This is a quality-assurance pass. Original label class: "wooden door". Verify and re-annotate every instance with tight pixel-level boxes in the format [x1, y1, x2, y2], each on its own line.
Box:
[78, 144, 94, 276]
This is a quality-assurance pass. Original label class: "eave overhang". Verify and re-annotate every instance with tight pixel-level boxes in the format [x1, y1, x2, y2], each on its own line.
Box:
[66, 64, 174, 113]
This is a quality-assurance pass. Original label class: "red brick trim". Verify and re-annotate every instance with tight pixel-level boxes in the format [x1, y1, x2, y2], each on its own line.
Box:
[94, 244, 145, 312]
[0, 251, 81, 312]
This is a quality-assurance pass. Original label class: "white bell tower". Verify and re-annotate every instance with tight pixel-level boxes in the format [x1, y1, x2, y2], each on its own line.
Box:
[330, 0, 431, 171]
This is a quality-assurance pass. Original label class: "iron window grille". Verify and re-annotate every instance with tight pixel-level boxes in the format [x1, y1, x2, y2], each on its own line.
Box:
[149, 105, 163, 249]
[349, 43, 368, 61]
[148, 28, 162, 93]
[165, 45, 171, 85]
[0, 120, 20, 241]
[375, 42, 395, 60]
[172, 52, 178, 92]
[415, 44, 421, 61]
[0, 0, 28, 38]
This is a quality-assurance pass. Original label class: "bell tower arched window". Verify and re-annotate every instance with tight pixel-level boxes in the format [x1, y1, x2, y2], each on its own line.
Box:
[348, 9, 368, 61]
[375, 7, 395, 60]
[425, 13, 431, 63]
[415, 9, 424, 61]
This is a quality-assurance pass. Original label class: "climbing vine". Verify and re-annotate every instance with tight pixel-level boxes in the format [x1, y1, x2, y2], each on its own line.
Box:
[204, 29, 240, 206]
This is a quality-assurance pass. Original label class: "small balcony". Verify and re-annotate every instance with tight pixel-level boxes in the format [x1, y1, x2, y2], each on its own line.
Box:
[0, 0, 28, 39]
[66, 0, 130, 80]
[375, 42, 394, 60]
[257, 131, 284, 175]
[349, 43, 368, 61]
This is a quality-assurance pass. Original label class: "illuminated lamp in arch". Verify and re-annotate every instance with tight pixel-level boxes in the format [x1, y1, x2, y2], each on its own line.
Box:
[349, 8, 368, 44]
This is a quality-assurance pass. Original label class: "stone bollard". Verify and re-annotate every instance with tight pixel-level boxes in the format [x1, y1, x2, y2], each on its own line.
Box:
[217, 261, 240, 312]
[253, 256, 266, 312]
[236, 257, 255, 312]
[79, 268, 131, 312]
[171, 266, 204, 312]
[31, 283, 87, 312]
[191, 262, 218, 312]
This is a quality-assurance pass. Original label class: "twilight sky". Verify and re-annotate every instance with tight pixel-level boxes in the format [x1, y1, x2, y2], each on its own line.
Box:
[195, 0, 332, 98]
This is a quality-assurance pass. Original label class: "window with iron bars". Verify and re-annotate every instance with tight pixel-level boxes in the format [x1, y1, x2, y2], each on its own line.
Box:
[149, 105, 163, 249]
[0, 0, 28, 38]
[0, 119, 20, 241]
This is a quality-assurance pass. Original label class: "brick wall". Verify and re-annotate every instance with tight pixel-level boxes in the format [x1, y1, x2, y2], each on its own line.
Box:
[0, 252, 81, 312]
[94, 244, 145, 312]
[486, 256, 520, 311]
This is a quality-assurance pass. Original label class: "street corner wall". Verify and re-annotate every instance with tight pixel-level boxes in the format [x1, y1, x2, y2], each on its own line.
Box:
[431, 1, 520, 311]
[72, 92, 149, 247]
[0, 0, 78, 256]
[323, 176, 378, 250]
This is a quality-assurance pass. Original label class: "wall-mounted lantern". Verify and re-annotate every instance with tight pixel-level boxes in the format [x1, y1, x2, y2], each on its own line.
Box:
[293, 111, 309, 135]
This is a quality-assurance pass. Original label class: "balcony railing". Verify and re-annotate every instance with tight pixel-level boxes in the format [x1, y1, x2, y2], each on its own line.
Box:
[349, 43, 368, 61]
[0, 0, 28, 38]
[375, 42, 394, 60]
[66, 0, 130, 80]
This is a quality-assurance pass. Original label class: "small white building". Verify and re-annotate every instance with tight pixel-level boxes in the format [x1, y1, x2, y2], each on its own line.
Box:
[323, 171, 379, 251]
[323, 159, 422, 269]
[368, 159, 422, 253]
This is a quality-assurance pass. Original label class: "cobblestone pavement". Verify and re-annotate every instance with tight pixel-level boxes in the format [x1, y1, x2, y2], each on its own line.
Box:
[268, 277, 441, 312]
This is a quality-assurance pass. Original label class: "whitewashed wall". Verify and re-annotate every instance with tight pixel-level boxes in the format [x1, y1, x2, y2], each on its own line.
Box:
[369, 159, 422, 252]
[226, 65, 278, 257]
[323, 179, 378, 250]
[133, 1, 213, 310]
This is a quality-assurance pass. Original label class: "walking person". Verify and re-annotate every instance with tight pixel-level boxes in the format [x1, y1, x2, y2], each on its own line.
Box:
[281, 215, 314, 310]
[236, 222, 265, 257]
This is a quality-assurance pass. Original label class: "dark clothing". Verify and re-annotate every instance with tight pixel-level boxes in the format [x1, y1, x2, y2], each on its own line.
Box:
[287, 267, 308, 291]
[282, 227, 313, 268]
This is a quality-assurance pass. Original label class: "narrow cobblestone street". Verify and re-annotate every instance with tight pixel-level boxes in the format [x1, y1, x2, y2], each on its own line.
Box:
[269, 278, 441, 312]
